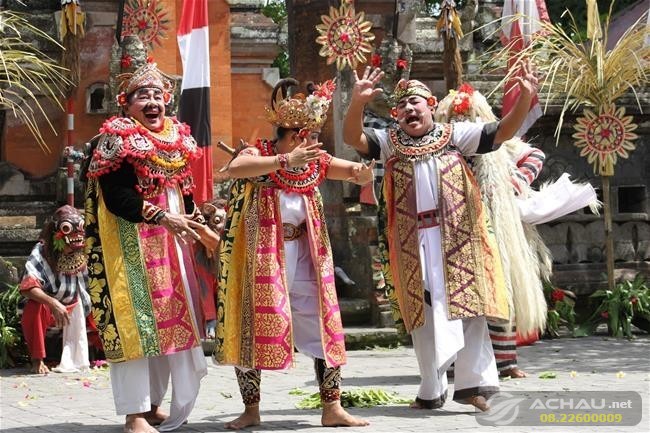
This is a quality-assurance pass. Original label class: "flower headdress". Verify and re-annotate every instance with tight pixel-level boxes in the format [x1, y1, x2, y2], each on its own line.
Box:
[115, 62, 174, 106]
[265, 78, 336, 132]
[435, 83, 497, 123]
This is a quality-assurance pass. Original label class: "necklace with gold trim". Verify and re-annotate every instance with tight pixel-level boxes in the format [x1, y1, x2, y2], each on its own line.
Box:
[388, 124, 453, 161]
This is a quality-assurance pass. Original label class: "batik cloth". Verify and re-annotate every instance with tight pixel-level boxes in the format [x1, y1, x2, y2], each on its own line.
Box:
[85, 116, 203, 363]
[372, 124, 509, 333]
[214, 144, 345, 370]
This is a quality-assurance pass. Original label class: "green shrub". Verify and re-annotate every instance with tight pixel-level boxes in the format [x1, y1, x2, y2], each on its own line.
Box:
[0, 284, 27, 368]
[575, 274, 649, 339]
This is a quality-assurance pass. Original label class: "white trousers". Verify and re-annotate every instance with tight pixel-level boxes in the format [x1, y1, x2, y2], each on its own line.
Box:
[412, 302, 499, 402]
[284, 235, 325, 360]
[110, 346, 207, 431]
[413, 225, 499, 403]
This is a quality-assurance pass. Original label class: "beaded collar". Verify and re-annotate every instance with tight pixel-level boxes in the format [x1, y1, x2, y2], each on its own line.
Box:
[57, 250, 87, 276]
[387, 123, 453, 162]
[255, 139, 330, 194]
[87, 117, 201, 197]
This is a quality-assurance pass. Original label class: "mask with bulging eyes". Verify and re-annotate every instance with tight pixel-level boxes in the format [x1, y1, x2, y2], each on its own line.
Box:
[200, 201, 227, 234]
[53, 205, 85, 251]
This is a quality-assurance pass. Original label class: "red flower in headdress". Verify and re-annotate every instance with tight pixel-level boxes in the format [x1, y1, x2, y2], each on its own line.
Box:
[117, 93, 128, 106]
[313, 80, 336, 99]
[147, 56, 155, 64]
[458, 83, 475, 95]
[396, 59, 408, 70]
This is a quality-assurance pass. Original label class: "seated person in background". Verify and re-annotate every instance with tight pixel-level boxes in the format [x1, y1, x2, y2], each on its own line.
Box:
[20, 205, 98, 374]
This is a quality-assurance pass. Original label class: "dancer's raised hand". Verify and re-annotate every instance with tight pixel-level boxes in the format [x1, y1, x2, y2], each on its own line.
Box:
[351, 66, 385, 104]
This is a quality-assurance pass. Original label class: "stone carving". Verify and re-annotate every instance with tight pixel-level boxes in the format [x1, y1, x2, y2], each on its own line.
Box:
[615, 222, 637, 262]
[537, 224, 569, 264]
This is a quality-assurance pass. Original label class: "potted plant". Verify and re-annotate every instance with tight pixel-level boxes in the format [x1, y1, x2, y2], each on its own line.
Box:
[575, 274, 649, 339]
[542, 280, 577, 338]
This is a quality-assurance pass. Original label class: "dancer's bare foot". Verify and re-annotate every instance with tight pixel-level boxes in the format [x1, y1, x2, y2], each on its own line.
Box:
[459, 395, 490, 412]
[144, 405, 168, 426]
[500, 367, 528, 378]
[321, 401, 369, 427]
[124, 414, 157, 433]
[225, 405, 260, 430]
[30, 359, 49, 374]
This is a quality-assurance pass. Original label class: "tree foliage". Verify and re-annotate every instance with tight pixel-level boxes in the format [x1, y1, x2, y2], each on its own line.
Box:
[547, 0, 641, 37]
[0, 10, 69, 153]
[261, 0, 289, 77]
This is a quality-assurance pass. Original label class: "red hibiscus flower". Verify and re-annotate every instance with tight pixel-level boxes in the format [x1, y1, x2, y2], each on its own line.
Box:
[458, 83, 475, 95]
[371, 53, 382, 68]
[120, 54, 132, 69]
[396, 59, 408, 70]
[551, 289, 565, 302]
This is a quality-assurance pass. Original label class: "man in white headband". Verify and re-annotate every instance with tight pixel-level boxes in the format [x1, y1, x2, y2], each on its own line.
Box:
[343, 64, 540, 411]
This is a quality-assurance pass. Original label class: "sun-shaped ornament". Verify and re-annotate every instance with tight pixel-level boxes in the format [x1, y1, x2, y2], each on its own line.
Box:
[315, 1, 375, 70]
[572, 104, 638, 176]
[121, 0, 170, 49]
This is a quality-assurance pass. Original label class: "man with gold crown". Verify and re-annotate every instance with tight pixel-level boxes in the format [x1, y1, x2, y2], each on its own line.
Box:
[214, 77, 373, 429]
[84, 62, 219, 433]
[343, 65, 539, 411]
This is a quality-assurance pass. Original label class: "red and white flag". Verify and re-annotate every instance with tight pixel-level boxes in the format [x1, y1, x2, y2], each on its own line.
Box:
[177, 0, 212, 204]
[500, 0, 549, 136]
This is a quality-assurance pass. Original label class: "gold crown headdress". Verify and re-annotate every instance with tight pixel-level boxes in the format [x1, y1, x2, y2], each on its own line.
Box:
[391, 79, 436, 106]
[115, 62, 174, 106]
[265, 78, 336, 131]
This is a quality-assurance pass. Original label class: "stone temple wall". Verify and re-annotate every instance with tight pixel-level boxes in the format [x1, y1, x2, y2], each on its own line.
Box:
[327, 0, 649, 325]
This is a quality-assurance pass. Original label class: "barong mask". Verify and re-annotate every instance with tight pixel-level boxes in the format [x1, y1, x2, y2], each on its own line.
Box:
[201, 200, 227, 234]
[52, 205, 85, 253]
[435, 83, 497, 124]
[265, 78, 336, 137]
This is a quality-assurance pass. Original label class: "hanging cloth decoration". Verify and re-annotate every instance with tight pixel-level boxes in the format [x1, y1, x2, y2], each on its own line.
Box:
[60, 0, 86, 88]
[435, 0, 464, 91]
[572, 104, 638, 177]
[316, 0, 375, 70]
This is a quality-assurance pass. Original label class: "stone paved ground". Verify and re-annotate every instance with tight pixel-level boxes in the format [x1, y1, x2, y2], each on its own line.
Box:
[1, 334, 648, 433]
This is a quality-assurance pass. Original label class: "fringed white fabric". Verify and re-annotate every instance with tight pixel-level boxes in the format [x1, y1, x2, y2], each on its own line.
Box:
[473, 140, 547, 336]
[518, 173, 600, 225]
